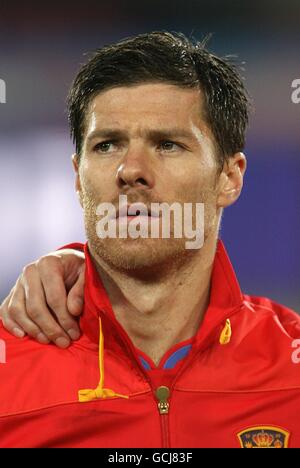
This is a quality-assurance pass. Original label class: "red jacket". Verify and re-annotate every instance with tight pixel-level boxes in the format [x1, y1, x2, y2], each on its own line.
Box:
[1, 240, 300, 448]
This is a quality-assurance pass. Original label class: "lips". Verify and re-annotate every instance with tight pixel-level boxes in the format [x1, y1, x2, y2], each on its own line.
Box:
[116, 202, 160, 219]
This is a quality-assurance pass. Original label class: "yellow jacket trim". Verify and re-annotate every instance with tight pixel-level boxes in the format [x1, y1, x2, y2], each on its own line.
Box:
[78, 317, 129, 403]
[219, 319, 232, 345]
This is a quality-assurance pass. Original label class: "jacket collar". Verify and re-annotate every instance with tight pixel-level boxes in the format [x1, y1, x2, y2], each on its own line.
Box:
[80, 239, 244, 348]
[209, 240, 243, 310]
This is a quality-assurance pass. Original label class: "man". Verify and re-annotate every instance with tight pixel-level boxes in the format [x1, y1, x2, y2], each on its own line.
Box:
[1, 31, 300, 449]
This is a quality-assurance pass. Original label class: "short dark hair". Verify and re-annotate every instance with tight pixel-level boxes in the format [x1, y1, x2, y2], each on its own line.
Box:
[68, 31, 250, 167]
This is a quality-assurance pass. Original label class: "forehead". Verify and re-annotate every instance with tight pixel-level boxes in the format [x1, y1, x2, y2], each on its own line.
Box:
[85, 83, 206, 132]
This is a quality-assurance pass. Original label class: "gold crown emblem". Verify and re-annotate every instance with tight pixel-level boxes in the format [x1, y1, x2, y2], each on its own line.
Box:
[238, 426, 290, 448]
[252, 431, 274, 448]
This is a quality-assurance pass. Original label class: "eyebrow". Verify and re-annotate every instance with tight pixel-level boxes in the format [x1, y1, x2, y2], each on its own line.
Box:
[86, 127, 196, 144]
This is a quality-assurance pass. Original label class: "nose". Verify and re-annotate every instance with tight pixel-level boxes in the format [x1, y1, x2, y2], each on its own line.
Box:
[116, 145, 155, 191]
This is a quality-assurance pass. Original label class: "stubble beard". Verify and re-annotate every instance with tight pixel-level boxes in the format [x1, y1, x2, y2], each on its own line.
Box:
[81, 188, 218, 275]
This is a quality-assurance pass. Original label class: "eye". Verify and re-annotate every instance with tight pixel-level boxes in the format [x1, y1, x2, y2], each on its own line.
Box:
[94, 141, 117, 153]
[159, 141, 182, 152]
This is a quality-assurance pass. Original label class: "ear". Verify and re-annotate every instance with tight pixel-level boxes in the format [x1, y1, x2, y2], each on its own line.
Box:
[216, 152, 247, 208]
[72, 154, 83, 208]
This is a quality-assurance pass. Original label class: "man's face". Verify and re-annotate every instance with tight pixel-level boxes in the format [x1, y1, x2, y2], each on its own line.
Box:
[74, 83, 229, 271]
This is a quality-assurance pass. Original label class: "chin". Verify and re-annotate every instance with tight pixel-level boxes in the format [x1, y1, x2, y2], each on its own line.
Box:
[91, 236, 189, 272]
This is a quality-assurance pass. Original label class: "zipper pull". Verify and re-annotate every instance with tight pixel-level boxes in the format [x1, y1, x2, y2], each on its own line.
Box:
[155, 386, 170, 415]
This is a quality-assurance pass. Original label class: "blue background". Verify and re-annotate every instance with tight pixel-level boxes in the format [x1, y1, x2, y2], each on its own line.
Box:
[0, 0, 299, 311]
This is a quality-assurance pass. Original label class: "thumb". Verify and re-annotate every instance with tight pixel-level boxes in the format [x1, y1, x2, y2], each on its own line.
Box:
[67, 264, 86, 316]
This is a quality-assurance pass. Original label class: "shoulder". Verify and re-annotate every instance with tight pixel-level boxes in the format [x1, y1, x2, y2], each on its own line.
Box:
[225, 294, 300, 389]
[191, 295, 300, 392]
[242, 294, 300, 338]
[0, 321, 84, 418]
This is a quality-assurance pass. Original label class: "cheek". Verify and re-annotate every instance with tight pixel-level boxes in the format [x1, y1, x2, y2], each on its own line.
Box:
[80, 157, 120, 201]
[80, 169, 109, 203]
[171, 167, 217, 204]
[166, 150, 217, 194]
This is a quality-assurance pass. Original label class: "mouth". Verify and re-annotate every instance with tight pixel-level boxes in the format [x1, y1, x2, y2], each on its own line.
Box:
[116, 203, 160, 219]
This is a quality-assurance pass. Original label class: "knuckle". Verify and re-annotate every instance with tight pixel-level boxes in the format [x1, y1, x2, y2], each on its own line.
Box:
[47, 295, 63, 311]
[37, 255, 60, 271]
[27, 303, 42, 320]
[7, 303, 22, 318]
[37, 256, 50, 268]
[58, 316, 75, 328]
[24, 324, 40, 337]
[22, 263, 36, 277]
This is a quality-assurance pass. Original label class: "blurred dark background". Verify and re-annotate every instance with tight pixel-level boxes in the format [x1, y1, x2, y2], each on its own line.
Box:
[0, 0, 299, 311]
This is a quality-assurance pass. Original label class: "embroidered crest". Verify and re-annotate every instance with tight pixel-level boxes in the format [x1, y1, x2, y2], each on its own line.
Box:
[237, 426, 290, 448]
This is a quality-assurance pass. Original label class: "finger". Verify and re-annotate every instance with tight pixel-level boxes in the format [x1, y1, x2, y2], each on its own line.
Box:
[38, 257, 81, 341]
[21, 264, 71, 348]
[6, 281, 50, 344]
[67, 264, 85, 318]
[0, 288, 26, 338]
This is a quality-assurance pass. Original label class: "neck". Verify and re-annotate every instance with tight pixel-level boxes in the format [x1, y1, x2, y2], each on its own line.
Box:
[89, 234, 218, 366]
